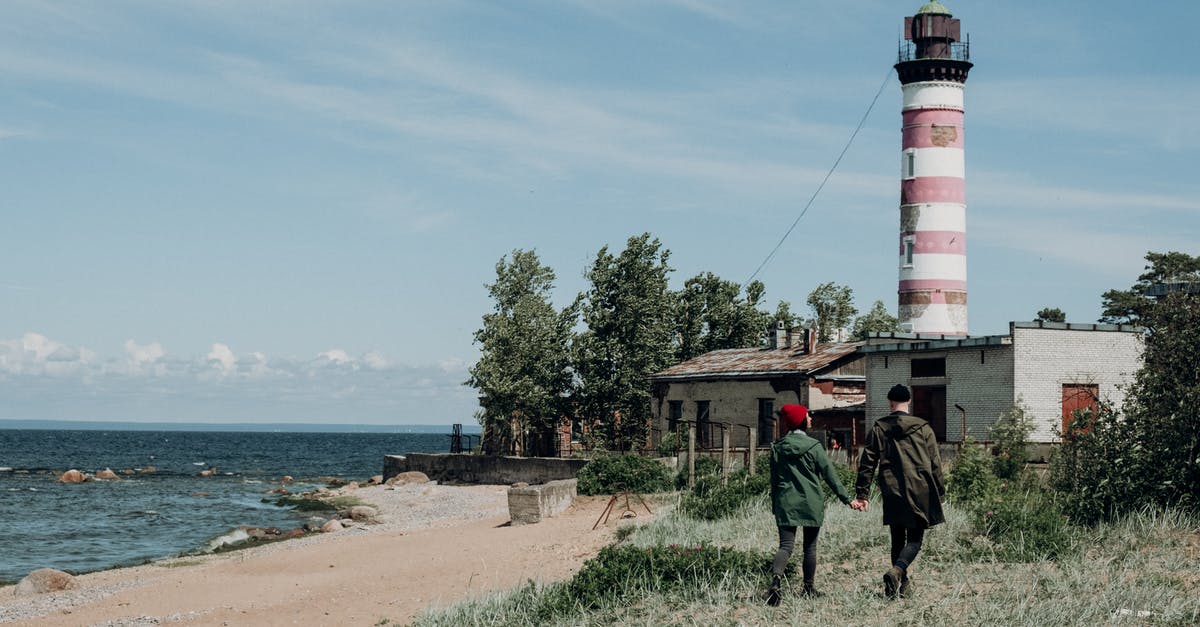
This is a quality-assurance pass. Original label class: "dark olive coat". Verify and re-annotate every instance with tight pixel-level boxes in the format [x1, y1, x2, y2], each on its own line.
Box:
[854, 411, 945, 528]
[770, 430, 852, 527]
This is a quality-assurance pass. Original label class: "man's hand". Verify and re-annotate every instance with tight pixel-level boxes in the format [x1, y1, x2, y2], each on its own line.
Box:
[850, 498, 869, 512]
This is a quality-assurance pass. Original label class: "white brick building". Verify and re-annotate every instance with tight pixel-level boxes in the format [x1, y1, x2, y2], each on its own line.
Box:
[860, 321, 1143, 446]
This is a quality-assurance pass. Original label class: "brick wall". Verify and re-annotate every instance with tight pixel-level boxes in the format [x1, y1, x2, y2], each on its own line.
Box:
[1011, 324, 1142, 442]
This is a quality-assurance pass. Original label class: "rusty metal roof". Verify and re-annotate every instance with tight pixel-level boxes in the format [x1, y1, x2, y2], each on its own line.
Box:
[650, 341, 865, 381]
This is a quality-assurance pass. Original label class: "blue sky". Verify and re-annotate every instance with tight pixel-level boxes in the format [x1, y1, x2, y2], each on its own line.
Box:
[2, 1, 1197, 425]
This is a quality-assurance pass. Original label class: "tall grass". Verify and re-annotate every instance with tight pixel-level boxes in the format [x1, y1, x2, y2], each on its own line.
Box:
[416, 497, 1200, 626]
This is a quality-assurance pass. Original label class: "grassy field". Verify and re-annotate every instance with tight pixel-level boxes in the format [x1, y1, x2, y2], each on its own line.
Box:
[416, 488, 1198, 626]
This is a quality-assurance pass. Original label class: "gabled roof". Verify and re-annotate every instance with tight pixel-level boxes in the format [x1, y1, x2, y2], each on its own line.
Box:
[650, 341, 865, 382]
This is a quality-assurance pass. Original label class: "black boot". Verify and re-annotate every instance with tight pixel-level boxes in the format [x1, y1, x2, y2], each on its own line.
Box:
[800, 583, 824, 598]
[883, 566, 903, 598]
[765, 576, 782, 606]
[899, 576, 911, 598]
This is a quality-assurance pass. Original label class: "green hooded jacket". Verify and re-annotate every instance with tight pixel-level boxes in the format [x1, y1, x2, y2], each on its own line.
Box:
[854, 411, 945, 528]
[770, 430, 852, 527]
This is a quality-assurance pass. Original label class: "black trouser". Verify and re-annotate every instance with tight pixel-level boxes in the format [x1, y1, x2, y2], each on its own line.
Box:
[889, 525, 926, 577]
[771, 525, 820, 584]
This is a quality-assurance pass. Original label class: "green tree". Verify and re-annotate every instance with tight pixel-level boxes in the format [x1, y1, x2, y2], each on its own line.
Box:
[1100, 251, 1200, 325]
[772, 300, 806, 331]
[1035, 307, 1066, 323]
[851, 299, 902, 338]
[467, 250, 578, 456]
[673, 273, 771, 361]
[806, 282, 857, 342]
[1054, 251, 1200, 521]
[575, 233, 676, 451]
[1032, 306, 1070, 321]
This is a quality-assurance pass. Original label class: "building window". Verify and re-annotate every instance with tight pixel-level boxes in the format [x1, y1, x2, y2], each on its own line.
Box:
[911, 357, 946, 378]
[696, 400, 711, 448]
[980, 350, 986, 364]
[757, 399, 775, 445]
[903, 149, 917, 180]
[667, 400, 683, 436]
[903, 235, 915, 268]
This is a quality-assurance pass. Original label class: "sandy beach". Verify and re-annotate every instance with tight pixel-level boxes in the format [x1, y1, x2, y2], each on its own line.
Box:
[1, 482, 635, 626]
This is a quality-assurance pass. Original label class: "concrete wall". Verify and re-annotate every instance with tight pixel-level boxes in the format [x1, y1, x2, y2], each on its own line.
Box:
[507, 479, 577, 525]
[384, 454, 588, 485]
[1011, 323, 1142, 442]
[652, 379, 798, 449]
[865, 342, 1015, 441]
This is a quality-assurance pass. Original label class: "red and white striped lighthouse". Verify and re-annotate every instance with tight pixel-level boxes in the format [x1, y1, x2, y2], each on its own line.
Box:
[895, 1, 972, 335]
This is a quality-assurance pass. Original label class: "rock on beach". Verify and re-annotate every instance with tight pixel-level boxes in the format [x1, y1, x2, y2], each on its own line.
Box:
[14, 568, 77, 595]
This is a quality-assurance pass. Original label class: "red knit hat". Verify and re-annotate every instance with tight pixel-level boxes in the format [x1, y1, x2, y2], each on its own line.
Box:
[778, 404, 808, 432]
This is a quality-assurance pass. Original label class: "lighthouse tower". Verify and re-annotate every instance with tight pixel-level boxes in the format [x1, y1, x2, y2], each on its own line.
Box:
[895, 2, 972, 335]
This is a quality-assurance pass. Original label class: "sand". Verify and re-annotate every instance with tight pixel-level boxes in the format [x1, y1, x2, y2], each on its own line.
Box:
[1, 483, 641, 626]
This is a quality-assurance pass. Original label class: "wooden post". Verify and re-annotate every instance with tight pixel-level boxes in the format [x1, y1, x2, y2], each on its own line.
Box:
[687, 422, 696, 489]
[721, 426, 730, 486]
[748, 427, 757, 475]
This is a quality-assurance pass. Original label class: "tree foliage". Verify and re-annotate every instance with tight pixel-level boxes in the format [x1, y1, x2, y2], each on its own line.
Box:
[467, 250, 578, 456]
[673, 273, 771, 361]
[807, 282, 857, 342]
[1053, 251, 1200, 522]
[575, 233, 676, 451]
[851, 299, 902, 338]
[1035, 307, 1066, 323]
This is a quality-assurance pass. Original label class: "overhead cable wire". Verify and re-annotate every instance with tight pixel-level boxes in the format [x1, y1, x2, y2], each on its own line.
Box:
[743, 69, 894, 289]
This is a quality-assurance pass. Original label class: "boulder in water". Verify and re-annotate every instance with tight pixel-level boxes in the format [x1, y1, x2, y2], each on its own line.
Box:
[15, 568, 77, 595]
[197, 467, 218, 477]
[57, 469, 86, 484]
[95, 468, 120, 480]
[280, 475, 294, 484]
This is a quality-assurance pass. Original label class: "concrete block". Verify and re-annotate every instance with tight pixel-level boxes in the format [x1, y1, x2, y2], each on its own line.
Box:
[507, 479, 577, 525]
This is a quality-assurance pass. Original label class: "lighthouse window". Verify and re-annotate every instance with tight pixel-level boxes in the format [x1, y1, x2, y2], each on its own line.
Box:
[903, 236, 915, 267]
[904, 149, 916, 179]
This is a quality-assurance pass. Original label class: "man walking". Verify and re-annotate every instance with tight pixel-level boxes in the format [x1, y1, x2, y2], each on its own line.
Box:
[851, 384, 944, 598]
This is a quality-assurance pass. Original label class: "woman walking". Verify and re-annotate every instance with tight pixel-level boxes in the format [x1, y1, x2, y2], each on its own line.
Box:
[766, 404, 854, 605]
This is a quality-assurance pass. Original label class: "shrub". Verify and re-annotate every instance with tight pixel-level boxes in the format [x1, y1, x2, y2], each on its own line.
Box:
[974, 483, 1075, 561]
[539, 543, 778, 616]
[656, 433, 681, 457]
[678, 470, 769, 521]
[1049, 404, 1140, 525]
[990, 403, 1034, 480]
[576, 454, 674, 496]
[948, 438, 999, 505]
[674, 454, 722, 489]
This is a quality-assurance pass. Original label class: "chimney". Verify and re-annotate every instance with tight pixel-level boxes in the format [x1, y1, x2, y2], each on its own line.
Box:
[770, 320, 785, 348]
[805, 326, 818, 354]
[786, 327, 804, 349]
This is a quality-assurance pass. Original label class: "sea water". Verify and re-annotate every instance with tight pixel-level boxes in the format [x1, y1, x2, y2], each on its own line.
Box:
[0, 427, 461, 584]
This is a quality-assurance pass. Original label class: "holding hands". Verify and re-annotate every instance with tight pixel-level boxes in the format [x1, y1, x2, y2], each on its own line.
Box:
[849, 498, 870, 512]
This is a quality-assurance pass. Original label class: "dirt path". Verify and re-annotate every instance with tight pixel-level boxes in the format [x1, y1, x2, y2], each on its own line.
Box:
[5, 491, 635, 626]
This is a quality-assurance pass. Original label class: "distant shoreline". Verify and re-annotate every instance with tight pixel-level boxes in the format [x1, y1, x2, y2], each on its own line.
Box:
[0, 419, 482, 434]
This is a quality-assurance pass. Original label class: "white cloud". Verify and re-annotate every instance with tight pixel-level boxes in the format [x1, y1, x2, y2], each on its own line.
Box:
[317, 348, 352, 365]
[0, 332, 93, 376]
[0, 332, 477, 423]
[362, 351, 391, 370]
[206, 343, 237, 375]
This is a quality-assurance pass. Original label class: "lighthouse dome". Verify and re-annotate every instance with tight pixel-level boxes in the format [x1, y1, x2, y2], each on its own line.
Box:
[916, 1, 952, 16]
